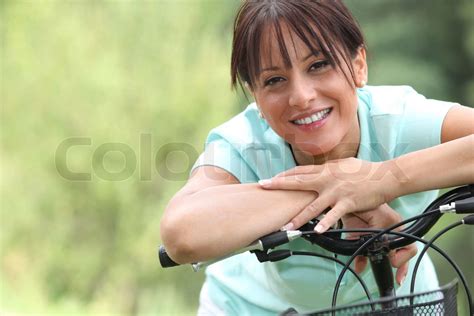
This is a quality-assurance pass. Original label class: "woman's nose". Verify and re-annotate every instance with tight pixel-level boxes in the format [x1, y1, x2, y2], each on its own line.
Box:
[288, 76, 317, 109]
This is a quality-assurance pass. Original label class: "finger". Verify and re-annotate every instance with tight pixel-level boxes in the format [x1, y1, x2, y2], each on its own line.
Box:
[345, 231, 357, 240]
[275, 165, 319, 178]
[354, 256, 368, 274]
[341, 214, 369, 240]
[346, 231, 364, 240]
[258, 174, 315, 190]
[285, 196, 331, 230]
[395, 262, 409, 286]
[315, 201, 349, 233]
[390, 245, 417, 268]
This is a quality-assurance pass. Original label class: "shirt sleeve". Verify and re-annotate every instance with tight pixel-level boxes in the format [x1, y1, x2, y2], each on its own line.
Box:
[395, 88, 458, 156]
[190, 135, 258, 183]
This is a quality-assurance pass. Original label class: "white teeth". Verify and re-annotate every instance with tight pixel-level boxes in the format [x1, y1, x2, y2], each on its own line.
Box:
[293, 108, 331, 125]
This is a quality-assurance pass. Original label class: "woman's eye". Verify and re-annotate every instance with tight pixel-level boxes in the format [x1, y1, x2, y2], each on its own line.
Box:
[309, 60, 329, 72]
[264, 76, 284, 87]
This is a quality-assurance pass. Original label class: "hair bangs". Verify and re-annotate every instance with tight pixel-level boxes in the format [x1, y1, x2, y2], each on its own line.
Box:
[231, 0, 365, 91]
[247, 5, 331, 88]
[244, 9, 294, 89]
[290, 2, 356, 84]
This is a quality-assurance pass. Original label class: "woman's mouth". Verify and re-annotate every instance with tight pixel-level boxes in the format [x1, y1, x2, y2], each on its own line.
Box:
[290, 107, 332, 130]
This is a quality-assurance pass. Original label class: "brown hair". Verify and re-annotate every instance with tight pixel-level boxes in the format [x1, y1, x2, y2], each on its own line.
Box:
[230, 0, 365, 90]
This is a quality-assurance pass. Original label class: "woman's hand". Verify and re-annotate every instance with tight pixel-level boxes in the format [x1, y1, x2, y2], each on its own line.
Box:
[259, 158, 402, 232]
[342, 204, 417, 285]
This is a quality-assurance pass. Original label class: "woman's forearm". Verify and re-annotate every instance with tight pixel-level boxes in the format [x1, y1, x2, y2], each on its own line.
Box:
[384, 134, 474, 200]
[160, 184, 317, 264]
[162, 135, 473, 264]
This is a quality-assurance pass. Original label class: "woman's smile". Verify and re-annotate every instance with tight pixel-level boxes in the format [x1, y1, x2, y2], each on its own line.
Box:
[289, 107, 332, 131]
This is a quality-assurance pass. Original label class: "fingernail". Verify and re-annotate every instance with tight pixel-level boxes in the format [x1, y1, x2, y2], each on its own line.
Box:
[314, 224, 325, 233]
[281, 222, 294, 231]
[258, 179, 271, 187]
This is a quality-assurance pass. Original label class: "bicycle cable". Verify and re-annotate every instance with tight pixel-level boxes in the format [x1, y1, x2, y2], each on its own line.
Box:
[410, 218, 473, 314]
[301, 225, 471, 315]
[328, 209, 440, 309]
[290, 251, 374, 309]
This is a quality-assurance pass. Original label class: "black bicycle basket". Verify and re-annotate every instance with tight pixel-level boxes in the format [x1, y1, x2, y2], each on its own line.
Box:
[282, 280, 458, 316]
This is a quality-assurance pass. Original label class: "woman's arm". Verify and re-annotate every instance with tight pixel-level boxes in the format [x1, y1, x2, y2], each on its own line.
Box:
[259, 105, 474, 232]
[390, 104, 474, 198]
[371, 104, 474, 202]
[385, 133, 474, 200]
[259, 134, 474, 232]
[160, 166, 317, 264]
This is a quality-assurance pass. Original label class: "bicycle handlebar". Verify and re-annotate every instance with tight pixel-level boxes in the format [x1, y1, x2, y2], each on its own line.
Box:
[158, 184, 474, 268]
[299, 185, 474, 256]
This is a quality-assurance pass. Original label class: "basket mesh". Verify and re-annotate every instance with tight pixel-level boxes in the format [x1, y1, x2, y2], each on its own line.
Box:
[282, 281, 458, 316]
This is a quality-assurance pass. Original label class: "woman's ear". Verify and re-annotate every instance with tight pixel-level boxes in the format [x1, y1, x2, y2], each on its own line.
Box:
[244, 81, 265, 119]
[353, 46, 368, 87]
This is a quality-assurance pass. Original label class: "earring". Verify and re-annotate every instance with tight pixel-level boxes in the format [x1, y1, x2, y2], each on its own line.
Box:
[359, 80, 366, 87]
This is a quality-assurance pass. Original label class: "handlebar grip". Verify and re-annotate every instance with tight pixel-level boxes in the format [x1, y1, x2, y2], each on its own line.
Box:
[456, 197, 474, 214]
[260, 231, 290, 249]
[158, 245, 180, 268]
[463, 214, 474, 225]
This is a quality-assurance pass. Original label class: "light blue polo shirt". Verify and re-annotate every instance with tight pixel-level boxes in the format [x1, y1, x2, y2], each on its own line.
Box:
[191, 85, 457, 314]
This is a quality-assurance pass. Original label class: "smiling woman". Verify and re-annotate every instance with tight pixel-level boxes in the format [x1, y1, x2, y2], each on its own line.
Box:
[159, 0, 474, 314]
[244, 25, 364, 161]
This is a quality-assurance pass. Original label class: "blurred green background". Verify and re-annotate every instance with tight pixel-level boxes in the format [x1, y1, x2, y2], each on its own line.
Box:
[1, 0, 473, 315]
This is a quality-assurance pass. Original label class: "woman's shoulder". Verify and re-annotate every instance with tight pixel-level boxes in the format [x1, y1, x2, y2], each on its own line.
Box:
[362, 84, 418, 96]
[206, 103, 272, 146]
[359, 84, 456, 118]
[357, 85, 456, 158]
[358, 85, 421, 116]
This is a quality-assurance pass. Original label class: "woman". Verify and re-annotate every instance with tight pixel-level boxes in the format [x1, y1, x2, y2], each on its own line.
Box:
[160, 1, 474, 314]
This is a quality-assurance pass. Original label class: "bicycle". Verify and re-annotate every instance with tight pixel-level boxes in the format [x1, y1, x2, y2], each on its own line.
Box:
[158, 184, 474, 315]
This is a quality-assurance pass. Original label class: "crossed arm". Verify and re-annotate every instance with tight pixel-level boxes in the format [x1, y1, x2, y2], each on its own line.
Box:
[261, 134, 474, 233]
[160, 105, 474, 280]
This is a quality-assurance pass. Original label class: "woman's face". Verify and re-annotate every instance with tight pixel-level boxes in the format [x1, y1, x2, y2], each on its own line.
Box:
[250, 25, 367, 158]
